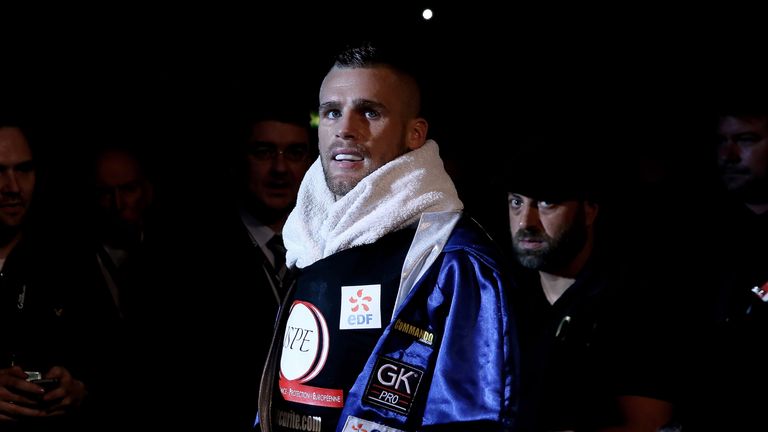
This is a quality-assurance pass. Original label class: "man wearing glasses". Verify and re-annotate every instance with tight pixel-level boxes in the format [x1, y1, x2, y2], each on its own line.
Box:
[207, 101, 314, 432]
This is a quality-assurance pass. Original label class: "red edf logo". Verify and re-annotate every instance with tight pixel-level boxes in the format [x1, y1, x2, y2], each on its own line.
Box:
[340, 285, 381, 330]
[349, 289, 372, 312]
[350, 424, 367, 432]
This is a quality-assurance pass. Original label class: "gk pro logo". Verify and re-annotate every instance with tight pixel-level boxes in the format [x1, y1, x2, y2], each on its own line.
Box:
[378, 364, 418, 394]
[340, 285, 381, 330]
[364, 357, 424, 415]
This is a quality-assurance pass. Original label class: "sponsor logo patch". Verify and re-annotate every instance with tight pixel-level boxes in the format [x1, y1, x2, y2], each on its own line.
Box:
[341, 415, 405, 432]
[340, 285, 382, 330]
[281, 301, 329, 383]
[752, 280, 768, 303]
[392, 319, 434, 346]
[363, 356, 423, 415]
[279, 300, 343, 408]
[275, 409, 322, 432]
[278, 377, 344, 408]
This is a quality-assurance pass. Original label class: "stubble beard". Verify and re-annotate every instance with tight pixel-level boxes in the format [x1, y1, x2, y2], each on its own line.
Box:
[321, 144, 373, 197]
[513, 209, 588, 273]
[326, 175, 358, 197]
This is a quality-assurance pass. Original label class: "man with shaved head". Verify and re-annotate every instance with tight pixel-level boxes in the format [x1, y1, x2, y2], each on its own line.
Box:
[257, 42, 518, 432]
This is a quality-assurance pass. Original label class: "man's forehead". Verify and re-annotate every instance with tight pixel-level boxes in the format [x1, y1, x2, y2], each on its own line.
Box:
[321, 67, 403, 97]
[250, 121, 309, 144]
[0, 128, 32, 159]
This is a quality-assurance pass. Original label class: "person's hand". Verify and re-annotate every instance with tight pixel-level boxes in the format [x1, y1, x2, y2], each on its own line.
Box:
[39, 366, 87, 417]
[0, 366, 46, 423]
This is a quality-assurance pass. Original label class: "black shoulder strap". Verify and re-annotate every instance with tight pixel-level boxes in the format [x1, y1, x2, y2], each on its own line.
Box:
[257, 277, 297, 431]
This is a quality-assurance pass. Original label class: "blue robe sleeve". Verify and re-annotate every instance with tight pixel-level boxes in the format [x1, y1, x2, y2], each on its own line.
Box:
[337, 242, 518, 432]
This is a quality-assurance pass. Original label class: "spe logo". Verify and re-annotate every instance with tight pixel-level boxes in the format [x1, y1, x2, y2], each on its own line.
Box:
[339, 285, 381, 330]
[280, 301, 329, 383]
[363, 357, 424, 415]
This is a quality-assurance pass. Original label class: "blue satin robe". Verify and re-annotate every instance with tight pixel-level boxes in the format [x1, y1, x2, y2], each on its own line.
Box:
[336, 219, 518, 432]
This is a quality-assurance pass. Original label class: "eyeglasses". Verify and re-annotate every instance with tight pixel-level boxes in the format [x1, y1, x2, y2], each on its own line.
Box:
[247, 143, 309, 162]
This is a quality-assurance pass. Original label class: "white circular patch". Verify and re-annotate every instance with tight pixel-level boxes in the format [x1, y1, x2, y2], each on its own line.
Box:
[280, 301, 329, 382]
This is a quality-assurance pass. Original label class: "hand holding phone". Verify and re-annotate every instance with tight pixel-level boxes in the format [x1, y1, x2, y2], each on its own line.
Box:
[18, 372, 60, 407]
[28, 378, 60, 393]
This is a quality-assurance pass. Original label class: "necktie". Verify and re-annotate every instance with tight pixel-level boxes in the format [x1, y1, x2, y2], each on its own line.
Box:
[267, 234, 287, 279]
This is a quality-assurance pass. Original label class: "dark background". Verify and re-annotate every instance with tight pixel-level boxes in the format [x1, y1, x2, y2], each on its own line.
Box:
[3, 3, 764, 236]
[2, 5, 764, 429]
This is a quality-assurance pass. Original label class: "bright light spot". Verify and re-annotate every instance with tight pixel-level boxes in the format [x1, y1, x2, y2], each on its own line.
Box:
[310, 111, 320, 128]
[422, 9, 433, 20]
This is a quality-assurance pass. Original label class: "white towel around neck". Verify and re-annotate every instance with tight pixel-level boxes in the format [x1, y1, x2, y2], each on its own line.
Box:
[283, 140, 463, 269]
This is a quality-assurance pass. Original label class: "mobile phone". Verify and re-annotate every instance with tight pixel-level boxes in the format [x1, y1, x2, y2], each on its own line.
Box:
[24, 372, 60, 393]
[24, 371, 43, 381]
[29, 378, 59, 392]
[13, 374, 59, 407]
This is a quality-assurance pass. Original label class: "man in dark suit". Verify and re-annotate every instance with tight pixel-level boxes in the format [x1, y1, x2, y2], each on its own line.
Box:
[205, 99, 314, 431]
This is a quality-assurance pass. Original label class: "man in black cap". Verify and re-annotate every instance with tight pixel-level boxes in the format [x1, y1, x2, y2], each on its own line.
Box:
[504, 141, 680, 431]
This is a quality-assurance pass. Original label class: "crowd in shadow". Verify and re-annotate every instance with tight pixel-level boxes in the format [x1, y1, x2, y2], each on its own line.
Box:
[1, 33, 766, 431]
